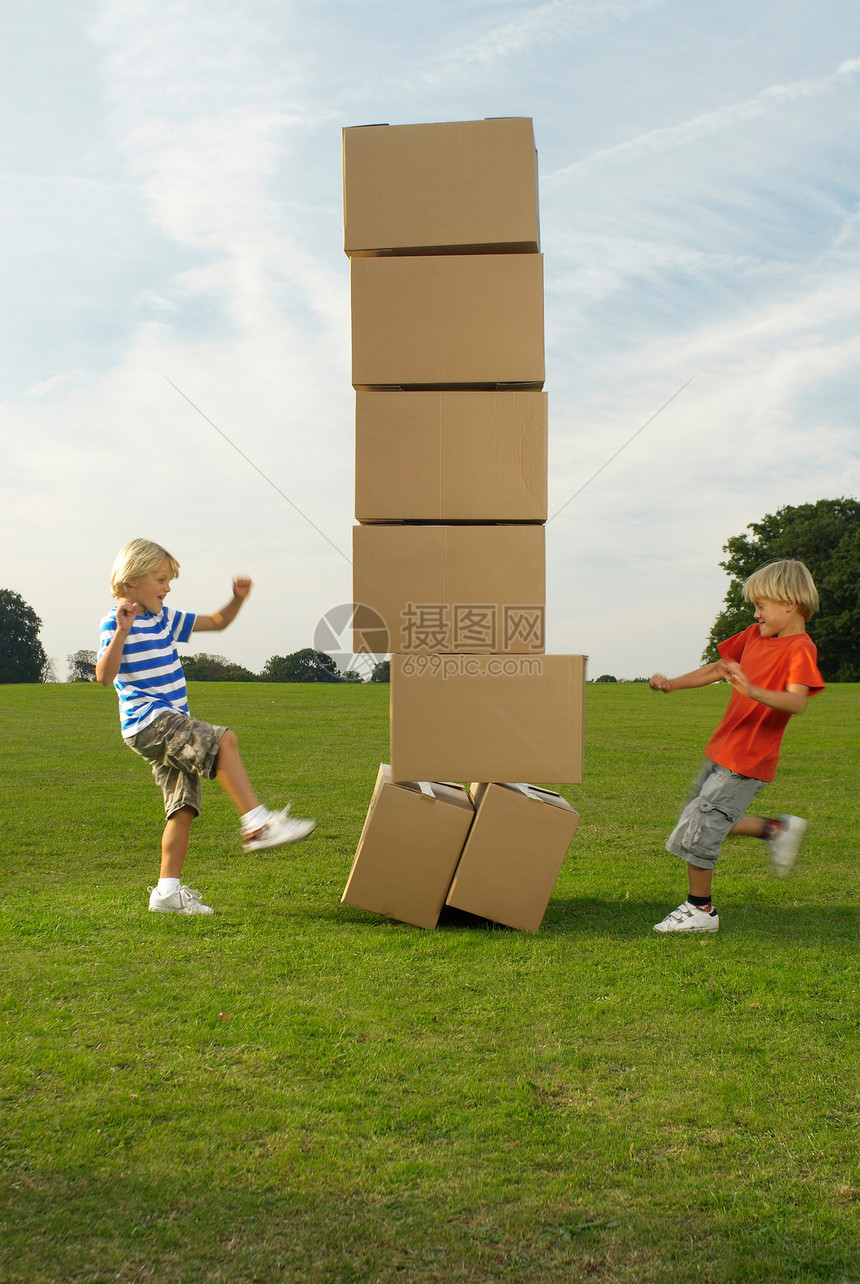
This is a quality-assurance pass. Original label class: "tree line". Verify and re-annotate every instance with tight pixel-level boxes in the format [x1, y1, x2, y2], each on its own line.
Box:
[69, 648, 391, 684]
[3, 499, 858, 684]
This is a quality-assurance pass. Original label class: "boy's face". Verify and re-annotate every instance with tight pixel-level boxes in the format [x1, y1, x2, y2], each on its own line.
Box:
[125, 562, 172, 616]
[753, 597, 803, 638]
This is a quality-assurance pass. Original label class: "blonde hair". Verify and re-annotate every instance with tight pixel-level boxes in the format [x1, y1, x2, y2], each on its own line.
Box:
[110, 539, 180, 599]
[743, 559, 819, 620]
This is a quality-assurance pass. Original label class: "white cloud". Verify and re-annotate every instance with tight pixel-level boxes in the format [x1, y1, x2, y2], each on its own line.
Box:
[420, 0, 665, 82]
[21, 371, 83, 398]
[547, 55, 860, 179]
[125, 111, 291, 244]
[631, 276, 860, 379]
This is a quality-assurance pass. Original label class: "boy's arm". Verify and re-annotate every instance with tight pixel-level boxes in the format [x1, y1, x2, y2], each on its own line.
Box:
[193, 577, 253, 633]
[95, 601, 137, 686]
[649, 660, 723, 693]
[719, 659, 809, 715]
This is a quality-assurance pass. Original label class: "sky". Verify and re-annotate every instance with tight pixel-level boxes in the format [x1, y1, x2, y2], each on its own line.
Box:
[2, 0, 858, 682]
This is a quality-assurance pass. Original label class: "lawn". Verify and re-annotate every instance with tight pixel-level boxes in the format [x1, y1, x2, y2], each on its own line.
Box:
[1, 680, 858, 1283]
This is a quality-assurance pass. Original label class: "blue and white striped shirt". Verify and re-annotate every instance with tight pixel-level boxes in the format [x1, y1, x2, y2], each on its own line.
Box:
[99, 605, 197, 739]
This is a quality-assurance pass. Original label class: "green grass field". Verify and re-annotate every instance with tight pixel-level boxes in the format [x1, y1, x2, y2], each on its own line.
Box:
[1, 680, 858, 1283]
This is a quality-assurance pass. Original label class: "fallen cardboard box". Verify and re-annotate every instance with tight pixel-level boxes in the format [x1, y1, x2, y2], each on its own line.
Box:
[341, 765, 475, 930]
[446, 782, 580, 932]
[351, 254, 545, 389]
[353, 524, 545, 655]
[355, 390, 547, 523]
[343, 117, 539, 256]
[390, 654, 586, 784]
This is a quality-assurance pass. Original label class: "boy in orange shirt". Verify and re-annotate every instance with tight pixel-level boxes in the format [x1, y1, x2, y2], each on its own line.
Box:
[649, 560, 824, 933]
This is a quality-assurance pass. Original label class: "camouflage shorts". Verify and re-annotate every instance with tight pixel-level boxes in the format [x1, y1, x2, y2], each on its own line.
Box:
[126, 710, 227, 818]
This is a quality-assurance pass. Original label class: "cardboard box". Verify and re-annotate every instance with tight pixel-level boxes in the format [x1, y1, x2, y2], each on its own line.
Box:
[351, 254, 545, 389]
[446, 782, 580, 932]
[390, 654, 586, 784]
[341, 764, 475, 929]
[353, 524, 545, 655]
[355, 390, 547, 523]
[343, 118, 540, 256]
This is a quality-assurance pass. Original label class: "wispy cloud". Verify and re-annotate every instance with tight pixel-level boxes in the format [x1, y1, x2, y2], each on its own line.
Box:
[548, 56, 860, 179]
[421, 0, 664, 82]
[21, 371, 83, 399]
[93, 2, 347, 337]
[547, 273, 860, 521]
[125, 109, 293, 247]
[547, 230, 776, 302]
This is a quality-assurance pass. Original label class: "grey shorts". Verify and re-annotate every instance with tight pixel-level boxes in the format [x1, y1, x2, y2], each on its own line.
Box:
[666, 759, 768, 870]
[126, 710, 227, 818]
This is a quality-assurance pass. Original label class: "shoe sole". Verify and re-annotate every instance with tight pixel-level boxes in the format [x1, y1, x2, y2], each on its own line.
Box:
[243, 820, 316, 852]
[653, 923, 719, 934]
[149, 903, 214, 915]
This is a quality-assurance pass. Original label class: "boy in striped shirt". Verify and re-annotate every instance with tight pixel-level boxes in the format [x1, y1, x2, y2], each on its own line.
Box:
[97, 538, 315, 915]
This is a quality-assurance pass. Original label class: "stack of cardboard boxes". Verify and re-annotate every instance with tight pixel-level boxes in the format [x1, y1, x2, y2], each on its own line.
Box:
[340, 118, 585, 932]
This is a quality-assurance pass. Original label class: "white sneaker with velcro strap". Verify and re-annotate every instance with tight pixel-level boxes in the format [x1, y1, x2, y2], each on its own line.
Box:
[653, 900, 720, 933]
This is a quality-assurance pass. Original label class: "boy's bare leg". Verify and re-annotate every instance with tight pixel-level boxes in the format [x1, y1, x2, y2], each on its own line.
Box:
[686, 817, 771, 900]
[687, 863, 713, 900]
[214, 729, 315, 851]
[214, 730, 259, 815]
[160, 805, 195, 879]
[730, 817, 767, 837]
[731, 813, 804, 877]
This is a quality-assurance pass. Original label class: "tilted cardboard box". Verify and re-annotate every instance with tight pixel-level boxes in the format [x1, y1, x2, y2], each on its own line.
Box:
[343, 117, 540, 256]
[353, 524, 545, 655]
[390, 654, 586, 784]
[355, 390, 548, 523]
[341, 765, 475, 930]
[446, 782, 580, 932]
[351, 254, 545, 389]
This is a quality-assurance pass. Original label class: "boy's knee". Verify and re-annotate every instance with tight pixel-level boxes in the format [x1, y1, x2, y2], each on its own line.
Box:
[166, 803, 197, 825]
[214, 729, 239, 771]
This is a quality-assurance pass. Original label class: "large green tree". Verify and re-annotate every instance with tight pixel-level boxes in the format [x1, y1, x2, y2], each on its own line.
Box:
[0, 590, 49, 683]
[261, 649, 341, 683]
[703, 498, 860, 681]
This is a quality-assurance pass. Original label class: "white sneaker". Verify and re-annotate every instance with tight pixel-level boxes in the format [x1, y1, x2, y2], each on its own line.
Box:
[769, 814, 807, 878]
[653, 900, 720, 933]
[242, 805, 316, 852]
[148, 885, 214, 915]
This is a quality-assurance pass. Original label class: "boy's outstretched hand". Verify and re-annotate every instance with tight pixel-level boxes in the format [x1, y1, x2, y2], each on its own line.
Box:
[718, 658, 751, 697]
[233, 577, 253, 600]
[649, 673, 672, 692]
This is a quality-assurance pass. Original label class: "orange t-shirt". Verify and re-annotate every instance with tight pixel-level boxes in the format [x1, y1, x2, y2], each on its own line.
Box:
[705, 624, 824, 782]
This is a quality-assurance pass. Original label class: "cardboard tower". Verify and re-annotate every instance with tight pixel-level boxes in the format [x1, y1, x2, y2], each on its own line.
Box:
[340, 118, 584, 930]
